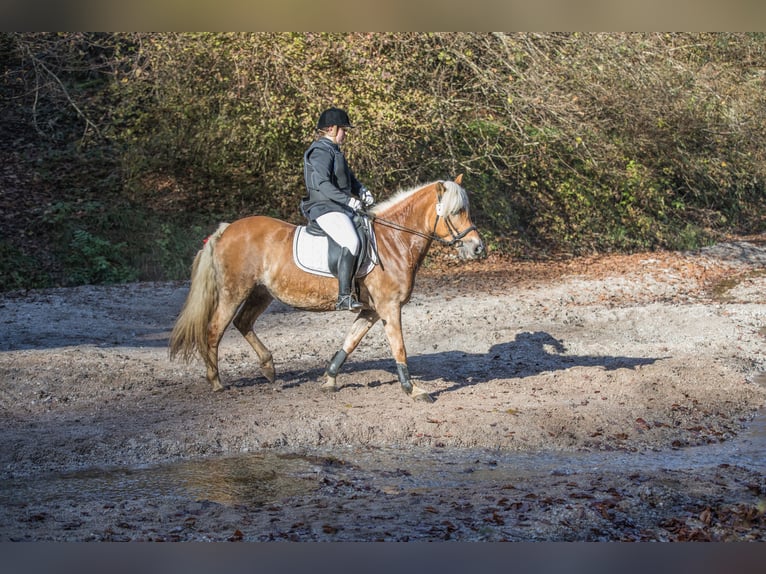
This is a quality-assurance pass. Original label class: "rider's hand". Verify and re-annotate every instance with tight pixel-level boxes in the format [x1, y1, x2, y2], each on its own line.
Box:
[360, 187, 374, 207]
[348, 196, 363, 212]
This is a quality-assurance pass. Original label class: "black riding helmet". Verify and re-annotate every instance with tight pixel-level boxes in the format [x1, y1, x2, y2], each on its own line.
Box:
[316, 107, 354, 131]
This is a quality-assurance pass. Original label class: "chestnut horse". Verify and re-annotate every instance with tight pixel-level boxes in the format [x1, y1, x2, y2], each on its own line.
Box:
[169, 175, 484, 402]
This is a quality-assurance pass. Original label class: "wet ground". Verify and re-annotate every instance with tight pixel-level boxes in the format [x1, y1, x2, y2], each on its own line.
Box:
[1, 240, 766, 541]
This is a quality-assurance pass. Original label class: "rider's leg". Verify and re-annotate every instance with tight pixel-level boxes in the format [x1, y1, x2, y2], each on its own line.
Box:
[315, 212, 362, 311]
[335, 247, 362, 310]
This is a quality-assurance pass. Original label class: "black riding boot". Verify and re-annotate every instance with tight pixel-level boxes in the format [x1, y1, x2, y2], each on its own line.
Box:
[336, 247, 363, 311]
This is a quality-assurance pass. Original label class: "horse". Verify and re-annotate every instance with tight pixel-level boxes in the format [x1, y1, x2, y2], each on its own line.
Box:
[169, 174, 484, 402]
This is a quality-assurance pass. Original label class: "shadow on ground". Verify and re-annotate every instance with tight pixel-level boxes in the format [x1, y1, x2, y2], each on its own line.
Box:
[229, 331, 663, 399]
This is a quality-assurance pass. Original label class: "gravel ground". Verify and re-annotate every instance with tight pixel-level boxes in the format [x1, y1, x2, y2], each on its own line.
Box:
[1, 237, 766, 541]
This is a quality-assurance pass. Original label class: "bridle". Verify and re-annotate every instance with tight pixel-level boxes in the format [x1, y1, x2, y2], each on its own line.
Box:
[364, 187, 478, 248]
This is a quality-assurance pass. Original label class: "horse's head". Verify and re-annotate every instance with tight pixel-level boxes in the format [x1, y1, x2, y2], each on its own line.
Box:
[370, 174, 484, 259]
[433, 175, 485, 260]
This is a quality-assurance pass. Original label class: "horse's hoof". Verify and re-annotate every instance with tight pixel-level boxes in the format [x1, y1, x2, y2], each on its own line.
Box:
[261, 361, 276, 384]
[411, 389, 434, 403]
[321, 378, 339, 392]
[211, 383, 225, 392]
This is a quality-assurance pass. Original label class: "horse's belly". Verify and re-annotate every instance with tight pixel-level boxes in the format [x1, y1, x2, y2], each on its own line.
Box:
[267, 272, 337, 312]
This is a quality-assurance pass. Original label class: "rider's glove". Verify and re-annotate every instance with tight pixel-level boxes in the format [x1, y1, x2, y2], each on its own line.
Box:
[348, 196, 363, 212]
[360, 186, 375, 207]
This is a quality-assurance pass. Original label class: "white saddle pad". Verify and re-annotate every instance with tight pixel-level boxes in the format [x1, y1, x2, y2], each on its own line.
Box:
[293, 226, 377, 278]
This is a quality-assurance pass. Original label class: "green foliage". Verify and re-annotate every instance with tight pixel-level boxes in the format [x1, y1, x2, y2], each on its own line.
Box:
[3, 32, 766, 290]
[65, 228, 137, 285]
[41, 200, 134, 285]
[131, 219, 208, 282]
[40, 197, 209, 285]
[0, 242, 52, 291]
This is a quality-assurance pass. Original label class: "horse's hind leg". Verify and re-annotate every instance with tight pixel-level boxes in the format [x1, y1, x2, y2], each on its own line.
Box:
[233, 287, 276, 384]
[205, 294, 242, 392]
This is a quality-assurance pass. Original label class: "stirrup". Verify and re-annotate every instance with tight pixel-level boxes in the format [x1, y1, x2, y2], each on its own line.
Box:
[336, 295, 363, 311]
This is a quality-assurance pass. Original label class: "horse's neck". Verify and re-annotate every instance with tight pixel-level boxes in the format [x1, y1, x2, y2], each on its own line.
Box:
[376, 185, 434, 259]
[380, 185, 434, 232]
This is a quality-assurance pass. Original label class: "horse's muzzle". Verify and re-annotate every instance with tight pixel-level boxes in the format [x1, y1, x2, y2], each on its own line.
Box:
[458, 237, 485, 260]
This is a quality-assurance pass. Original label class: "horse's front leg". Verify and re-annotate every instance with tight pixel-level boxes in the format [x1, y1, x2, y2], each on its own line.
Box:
[380, 306, 434, 403]
[322, 309, 379, 392]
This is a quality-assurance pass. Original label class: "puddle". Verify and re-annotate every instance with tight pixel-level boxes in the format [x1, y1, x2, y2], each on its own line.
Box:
[3, 415, 764, 512]
[348, 372, 766, 487]
[358, 410, 766, 492]
[0, 452, 323, 508]
[2, 376, 765, 511]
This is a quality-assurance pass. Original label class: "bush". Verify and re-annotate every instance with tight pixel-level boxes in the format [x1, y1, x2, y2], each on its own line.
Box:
[0, 242, 52, 291]
[2, 32, 766, 290]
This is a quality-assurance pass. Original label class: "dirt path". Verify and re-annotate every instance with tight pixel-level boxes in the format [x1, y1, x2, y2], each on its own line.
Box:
[1, 238, 766, 541]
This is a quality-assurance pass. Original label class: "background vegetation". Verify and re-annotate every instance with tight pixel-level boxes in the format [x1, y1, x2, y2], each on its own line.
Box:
[2, 32, 765, 291]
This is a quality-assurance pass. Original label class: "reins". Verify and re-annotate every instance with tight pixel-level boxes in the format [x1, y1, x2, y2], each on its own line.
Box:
[362, 187, 477, 248]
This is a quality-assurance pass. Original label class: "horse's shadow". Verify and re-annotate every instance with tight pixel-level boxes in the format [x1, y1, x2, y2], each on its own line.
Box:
[231, 331, 664, 397]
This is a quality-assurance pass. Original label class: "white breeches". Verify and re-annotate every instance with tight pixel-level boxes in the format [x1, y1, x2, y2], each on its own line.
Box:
[315, 212, 360, 256]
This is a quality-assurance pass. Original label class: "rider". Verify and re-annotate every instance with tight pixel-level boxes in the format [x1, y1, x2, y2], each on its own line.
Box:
[301, 107, 374, 311]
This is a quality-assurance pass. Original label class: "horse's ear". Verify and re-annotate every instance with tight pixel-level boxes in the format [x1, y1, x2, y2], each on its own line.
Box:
[454, 174, 463, 185]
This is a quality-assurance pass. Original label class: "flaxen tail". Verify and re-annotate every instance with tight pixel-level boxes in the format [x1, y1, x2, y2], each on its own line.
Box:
[169, 223, 230, 362]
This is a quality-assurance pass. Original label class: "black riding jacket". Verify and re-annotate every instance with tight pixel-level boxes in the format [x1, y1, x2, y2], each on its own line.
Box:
[301, 137, 363, 221]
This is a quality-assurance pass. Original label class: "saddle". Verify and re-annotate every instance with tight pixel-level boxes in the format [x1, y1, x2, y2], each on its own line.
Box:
[293, 214, 378, 278]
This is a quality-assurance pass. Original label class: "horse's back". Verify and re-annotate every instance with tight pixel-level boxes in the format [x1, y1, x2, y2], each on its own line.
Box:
[221, 215, 296, 246]
[214, 215, 296, 276]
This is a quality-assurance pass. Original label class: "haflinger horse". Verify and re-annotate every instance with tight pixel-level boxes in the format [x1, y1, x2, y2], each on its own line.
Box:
[169, 174, 484, 402]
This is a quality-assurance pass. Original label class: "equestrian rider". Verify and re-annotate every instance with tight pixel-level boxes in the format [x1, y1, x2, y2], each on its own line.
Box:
[301, 108, 374, 311]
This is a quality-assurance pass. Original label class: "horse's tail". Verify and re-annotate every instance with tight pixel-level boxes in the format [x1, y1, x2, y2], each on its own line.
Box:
[169, 222, 230, 362]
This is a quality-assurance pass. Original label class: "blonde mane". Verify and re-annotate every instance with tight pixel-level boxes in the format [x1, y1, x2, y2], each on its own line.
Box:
[371, 180, 469, 216]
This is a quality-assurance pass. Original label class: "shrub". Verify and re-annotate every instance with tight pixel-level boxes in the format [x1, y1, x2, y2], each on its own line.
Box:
[3, 32, 766, 290]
